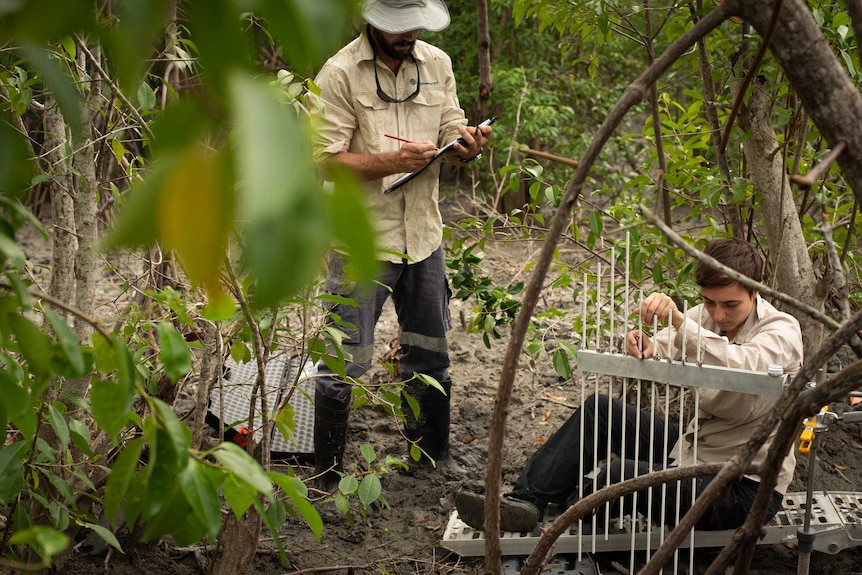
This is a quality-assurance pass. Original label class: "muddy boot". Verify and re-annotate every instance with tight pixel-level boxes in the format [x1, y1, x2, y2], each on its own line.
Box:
[454, 491, 541, 533]
[314, 390, 351, 493]
[402, 379, 462, 474]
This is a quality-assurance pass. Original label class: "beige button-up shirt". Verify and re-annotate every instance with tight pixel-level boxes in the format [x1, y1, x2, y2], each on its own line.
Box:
[312, 30, 468, 264]
[655, 296, 804, 494]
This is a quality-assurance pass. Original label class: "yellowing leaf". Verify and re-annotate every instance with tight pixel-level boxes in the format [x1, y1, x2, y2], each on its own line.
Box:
[158, 146, 231, 294]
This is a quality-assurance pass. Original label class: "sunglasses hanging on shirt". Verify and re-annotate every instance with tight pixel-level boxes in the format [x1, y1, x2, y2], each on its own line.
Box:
[372, 47, 421, 103]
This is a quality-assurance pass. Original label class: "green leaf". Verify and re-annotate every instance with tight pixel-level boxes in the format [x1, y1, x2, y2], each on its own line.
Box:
[360, 443, 376, 465]
[0, 118, 34, 196]
[178, 459, 221, 538]
[43, 307, 86, 376]
[222, 474, 256, 519]
[91, 378, 134, 437]
[80, 522, 123, 552]
[274, 402, 296, 444]
[357, 474, 381, 507]
[9, 526, 70, 564]
[264, 498, 287, 534]
[415, 373, 445, 395]
[229, 72, 330, 306]
[142, 425, 184, 520]
[552, 348, 572, 380]
[327, 167, 378, 283]
[68, 417, 93, 457]
[268, 474, 323, 539]
[8, 314, 52, 378]
[136, 81, 157, 111]
[210, 442, 273, 498]
[156, 321, 192, 382]
[46, 403, 70, 448]
[0, 441, 26, 505]
[103, 437, 144, 526]
[338, 474, 358, 495]
[259, 0, 355, 70]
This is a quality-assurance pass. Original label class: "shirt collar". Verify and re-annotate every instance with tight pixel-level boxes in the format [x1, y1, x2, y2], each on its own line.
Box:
[730, 294, 762, 342]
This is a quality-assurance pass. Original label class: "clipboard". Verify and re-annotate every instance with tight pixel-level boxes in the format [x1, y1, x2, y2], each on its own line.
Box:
[384, 117, 495, 193]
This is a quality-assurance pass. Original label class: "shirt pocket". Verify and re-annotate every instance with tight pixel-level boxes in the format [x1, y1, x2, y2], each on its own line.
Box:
[353, 93, 388, 153]
[409, 89, 447, 141]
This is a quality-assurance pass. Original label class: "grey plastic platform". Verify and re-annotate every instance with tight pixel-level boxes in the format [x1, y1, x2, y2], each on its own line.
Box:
[209, 354, 316, 457]
[441, 491, 862, 557]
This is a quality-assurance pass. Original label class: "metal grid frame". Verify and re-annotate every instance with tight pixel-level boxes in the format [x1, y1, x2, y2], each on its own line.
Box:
[441, 491, 862, 557]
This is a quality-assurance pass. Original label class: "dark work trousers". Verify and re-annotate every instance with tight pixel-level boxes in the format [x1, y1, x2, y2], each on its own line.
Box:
[510, 394, 783, 530]
[315, 247, 452, 403]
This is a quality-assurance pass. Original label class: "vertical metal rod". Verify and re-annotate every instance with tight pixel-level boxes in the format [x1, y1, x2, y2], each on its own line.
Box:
[609, 246, 615, 353]
[659, 386, 670, 554]
[646, 385, 657, 564]
[674, 389, 684, 575]
[629, 381, 643, 575]
[652, 315, 659, 359]
[596, 263, 602, 351]
[638, 291, 644, 356]
[696, 305, 703, 365]
[577, 380, 586, 562]
[605, 370, 613, 538]
[582, 273, 588, 348]
[625, 233, 630, 348]
[681, 301, 688, 364]
[591, 387, 599, 552]
[666, 308, 673, 363]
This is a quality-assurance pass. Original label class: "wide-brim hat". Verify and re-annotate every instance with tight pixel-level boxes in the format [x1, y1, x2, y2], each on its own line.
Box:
[362, 0, 450, 34]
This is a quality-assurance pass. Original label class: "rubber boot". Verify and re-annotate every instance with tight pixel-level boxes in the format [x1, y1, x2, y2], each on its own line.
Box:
[403, 379, 462, 473]
[313, 390, 351, 492]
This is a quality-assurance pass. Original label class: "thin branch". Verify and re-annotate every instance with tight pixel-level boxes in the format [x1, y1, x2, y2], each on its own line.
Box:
[791, 141, 847, 189]
[75, 35, 155, 140]
[0, 281, 112, 342]
[719, 0, 784, 154]
[639, 204, 862, 346]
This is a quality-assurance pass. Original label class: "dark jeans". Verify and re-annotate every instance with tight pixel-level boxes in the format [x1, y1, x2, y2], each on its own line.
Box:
[315, 247, 452, 402]
[510, 393, 783, 530]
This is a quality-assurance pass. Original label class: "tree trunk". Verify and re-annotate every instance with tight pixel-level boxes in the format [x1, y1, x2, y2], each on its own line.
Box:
[71, 41, 101, 347]
[476, 0, 492, 112]
[214, 509, 262, 575]
[736, 75, 825, 355]
[43, 102, 78, 319]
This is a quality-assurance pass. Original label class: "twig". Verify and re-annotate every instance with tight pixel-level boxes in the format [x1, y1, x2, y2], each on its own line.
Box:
[519, 147, 579, 168]
[819, 213, 852, 321]
[0, 281, 113, 342]
[791, 141, 847, 189]
[639, 205, 858, 337]
[719, 0, 784, 155]
[75, 35, 155, 140]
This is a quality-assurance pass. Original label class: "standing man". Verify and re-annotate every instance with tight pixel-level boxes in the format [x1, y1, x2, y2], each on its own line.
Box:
[456, 238, 803, 532]
[311, 0, 492, 489]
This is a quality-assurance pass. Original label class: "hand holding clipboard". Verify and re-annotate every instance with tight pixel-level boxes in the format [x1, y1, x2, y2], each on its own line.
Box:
[385, 117, 495, 194]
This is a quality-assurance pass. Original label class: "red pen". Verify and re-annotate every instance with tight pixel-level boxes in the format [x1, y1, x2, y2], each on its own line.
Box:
[384, 134, 416, 144]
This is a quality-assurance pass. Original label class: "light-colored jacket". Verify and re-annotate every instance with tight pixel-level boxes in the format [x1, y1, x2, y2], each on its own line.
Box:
[312, 30, 467, 264]
[655, 296, 804, 494]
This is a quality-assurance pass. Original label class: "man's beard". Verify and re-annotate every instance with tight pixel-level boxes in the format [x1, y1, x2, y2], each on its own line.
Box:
[370, 27, 414, 61]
